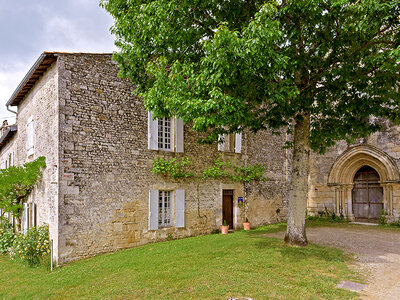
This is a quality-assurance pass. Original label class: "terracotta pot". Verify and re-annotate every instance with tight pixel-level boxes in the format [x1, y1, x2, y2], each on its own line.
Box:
[243, 222, 251, 231]
[220, 225, 229, 234]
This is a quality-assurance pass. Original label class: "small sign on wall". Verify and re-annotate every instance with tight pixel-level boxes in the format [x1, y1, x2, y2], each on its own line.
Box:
[238, 196, 243, 206]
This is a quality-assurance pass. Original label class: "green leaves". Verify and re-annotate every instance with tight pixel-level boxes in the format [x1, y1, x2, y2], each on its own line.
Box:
[0, 157, 46, 218]
[152, 155, 268, 183]
[104, 0, 400, 152]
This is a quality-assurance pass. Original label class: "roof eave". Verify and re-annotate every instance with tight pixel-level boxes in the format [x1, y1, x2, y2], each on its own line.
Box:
[6, 53, 58, 107]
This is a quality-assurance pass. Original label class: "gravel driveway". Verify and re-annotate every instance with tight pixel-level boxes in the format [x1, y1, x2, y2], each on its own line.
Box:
[267, 226, 400, 299]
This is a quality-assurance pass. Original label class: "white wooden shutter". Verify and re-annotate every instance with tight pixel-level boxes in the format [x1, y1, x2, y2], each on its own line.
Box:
[218, 134, 225, 151]
[175, 118, 184, 153]
[148, 111, 158, 150]
[235, 132, 242, 153]
[27, 116, 34, 156]
[149, 190, 159, 230]
[23, 203, 29, 233]
[175, 189, 185, 228]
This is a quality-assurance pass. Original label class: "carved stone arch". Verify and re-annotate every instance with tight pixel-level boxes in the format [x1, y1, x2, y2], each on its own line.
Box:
[327, 145, 400, 219]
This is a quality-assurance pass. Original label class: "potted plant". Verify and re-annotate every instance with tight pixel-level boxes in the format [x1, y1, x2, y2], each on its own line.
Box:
[221, 220, 229, 234]
[243, 217, 251, 230]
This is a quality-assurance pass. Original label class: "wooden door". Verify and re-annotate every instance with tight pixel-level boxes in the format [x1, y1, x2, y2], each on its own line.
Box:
[222, 190, 233, 229]
[352, 166, 383, 221]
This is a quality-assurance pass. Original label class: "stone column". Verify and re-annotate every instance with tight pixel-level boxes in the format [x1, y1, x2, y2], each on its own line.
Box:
[343, 184, 354, 220]
[382, 184, 393, 216]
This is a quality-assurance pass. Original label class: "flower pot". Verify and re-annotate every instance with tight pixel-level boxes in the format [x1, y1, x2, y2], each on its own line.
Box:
[220, 225, 229, 234]
[243, 222, 251, 231]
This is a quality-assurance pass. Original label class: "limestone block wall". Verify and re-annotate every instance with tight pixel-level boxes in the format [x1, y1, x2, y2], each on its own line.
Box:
[308, 122, 400, 220]
[11, 63, 59, 250]
[245, 130, 290, 225]
[56, 53, 288, 264]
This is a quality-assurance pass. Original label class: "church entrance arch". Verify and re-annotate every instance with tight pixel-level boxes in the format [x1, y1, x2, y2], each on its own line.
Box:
[352, 166, 383, 221]
[328, 145, 399, 220]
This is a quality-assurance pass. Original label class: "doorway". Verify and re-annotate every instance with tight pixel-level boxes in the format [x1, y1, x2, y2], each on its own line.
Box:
[222, 190, 234, 229]
[352, 166, 383, 222]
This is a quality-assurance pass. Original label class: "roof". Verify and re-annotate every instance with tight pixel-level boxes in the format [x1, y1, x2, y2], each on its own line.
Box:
[6, 52, 112, 107]
[0, 125, 17, 150]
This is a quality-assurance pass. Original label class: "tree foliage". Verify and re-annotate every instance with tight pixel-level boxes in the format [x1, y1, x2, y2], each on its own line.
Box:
[102, 0, 400, 151]
[0, 157, 46, 219]
[102, 0, 400, 245]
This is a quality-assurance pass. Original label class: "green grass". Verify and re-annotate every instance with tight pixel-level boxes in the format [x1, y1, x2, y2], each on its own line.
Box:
[0, 223, 358, 299]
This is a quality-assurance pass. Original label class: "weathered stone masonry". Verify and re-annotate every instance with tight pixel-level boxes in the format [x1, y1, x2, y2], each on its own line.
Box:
[53, 53, 288, 264]
[3, 52, 400, 264]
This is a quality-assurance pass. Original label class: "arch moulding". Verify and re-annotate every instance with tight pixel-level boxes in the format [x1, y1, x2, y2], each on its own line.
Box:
[327, 144, 400, 219]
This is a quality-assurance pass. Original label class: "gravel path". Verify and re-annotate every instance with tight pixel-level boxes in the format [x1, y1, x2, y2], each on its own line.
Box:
[266, 226, 400, 299]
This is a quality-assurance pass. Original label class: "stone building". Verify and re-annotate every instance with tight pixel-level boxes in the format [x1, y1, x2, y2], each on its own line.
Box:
[1, 52, 399, 264]
[0, 52, 289, 264]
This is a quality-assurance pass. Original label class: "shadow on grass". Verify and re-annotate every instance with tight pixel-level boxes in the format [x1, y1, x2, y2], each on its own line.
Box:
[241, 223, 346, 263]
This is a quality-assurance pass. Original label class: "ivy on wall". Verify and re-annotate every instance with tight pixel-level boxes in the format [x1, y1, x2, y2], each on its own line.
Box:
[0, 156, 46, 221]
[152, 155, 267, 184]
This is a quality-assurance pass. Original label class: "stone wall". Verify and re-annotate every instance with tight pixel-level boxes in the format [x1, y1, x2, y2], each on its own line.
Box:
[56, 53, 288, 264]
[308, 121, 400, 221]
[6, 63, 59, 251]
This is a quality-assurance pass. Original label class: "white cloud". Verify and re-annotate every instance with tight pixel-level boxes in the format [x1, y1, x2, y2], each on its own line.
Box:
[0, 1, 117, 122]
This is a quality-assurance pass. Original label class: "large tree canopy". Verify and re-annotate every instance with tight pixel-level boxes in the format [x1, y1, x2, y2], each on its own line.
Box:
[102, 0, 400, 245]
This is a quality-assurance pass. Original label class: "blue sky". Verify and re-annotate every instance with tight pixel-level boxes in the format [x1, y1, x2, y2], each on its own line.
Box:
[0, 0, 116, 123]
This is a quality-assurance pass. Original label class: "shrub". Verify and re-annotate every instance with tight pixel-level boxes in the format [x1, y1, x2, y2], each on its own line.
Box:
[9, 224, 50, 267]
[0, 216, 14, 253]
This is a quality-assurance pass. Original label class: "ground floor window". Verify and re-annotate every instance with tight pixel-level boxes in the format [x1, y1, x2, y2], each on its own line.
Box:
[158, 191, 172, 228]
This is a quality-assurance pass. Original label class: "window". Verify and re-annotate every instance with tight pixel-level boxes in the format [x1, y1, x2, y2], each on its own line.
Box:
[148, 112, 184, 152]
[158, 191, 172, 227]
[149, 189, 185, 230]
[27, 116, 34, 156]
[22, 203, 37, 233]
[158, 118, 172, 150]
[218, 132, 242, 153]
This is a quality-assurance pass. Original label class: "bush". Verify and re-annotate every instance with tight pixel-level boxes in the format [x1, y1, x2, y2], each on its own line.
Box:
[0, 216, 14, 253]
[9, 224, 50, 267]
[306, 208, 346, 223]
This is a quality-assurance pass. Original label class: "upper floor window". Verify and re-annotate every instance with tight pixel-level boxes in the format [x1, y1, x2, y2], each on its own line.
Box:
[27, 116, 34, 156]
[148, 112, 184, 152]
[158, 118, 172, 150]
[218, 132, 242, 153]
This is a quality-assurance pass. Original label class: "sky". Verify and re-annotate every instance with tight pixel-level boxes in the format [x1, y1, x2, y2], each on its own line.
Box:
[0, 0, 117, 124]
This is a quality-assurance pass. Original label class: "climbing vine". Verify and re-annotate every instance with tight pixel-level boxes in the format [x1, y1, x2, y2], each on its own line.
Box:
[152, 155, 266, 183]
[0, 156, 46, 221]
[152, 157, 194, 179]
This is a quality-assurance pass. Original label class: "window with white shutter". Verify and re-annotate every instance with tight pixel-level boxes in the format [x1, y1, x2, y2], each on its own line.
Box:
[218, 132, 242, 153]
[27, 116, 34, 156]
[148, 111, 184, 152]
[148, 189, 185, 230]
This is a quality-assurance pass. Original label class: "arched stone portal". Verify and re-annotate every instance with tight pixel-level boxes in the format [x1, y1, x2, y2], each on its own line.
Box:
[328, 145, 400, 220]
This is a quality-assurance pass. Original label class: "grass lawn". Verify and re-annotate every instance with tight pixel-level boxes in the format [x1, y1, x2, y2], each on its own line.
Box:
[0, 223, 359, 299]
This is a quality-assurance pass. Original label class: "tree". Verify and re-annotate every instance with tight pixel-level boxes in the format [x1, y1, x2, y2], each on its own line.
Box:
[101, 0, 400, 245]
[0, 157, 46, 231]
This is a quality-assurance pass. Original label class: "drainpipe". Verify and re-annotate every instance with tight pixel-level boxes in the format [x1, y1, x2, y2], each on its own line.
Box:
[6, 104, 17, 115]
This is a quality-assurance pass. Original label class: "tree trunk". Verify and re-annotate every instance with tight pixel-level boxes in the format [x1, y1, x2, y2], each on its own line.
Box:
[284, 112, 310, 246]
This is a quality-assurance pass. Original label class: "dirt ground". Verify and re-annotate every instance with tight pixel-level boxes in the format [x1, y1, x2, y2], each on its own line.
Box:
[266, 226, 400, 299]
